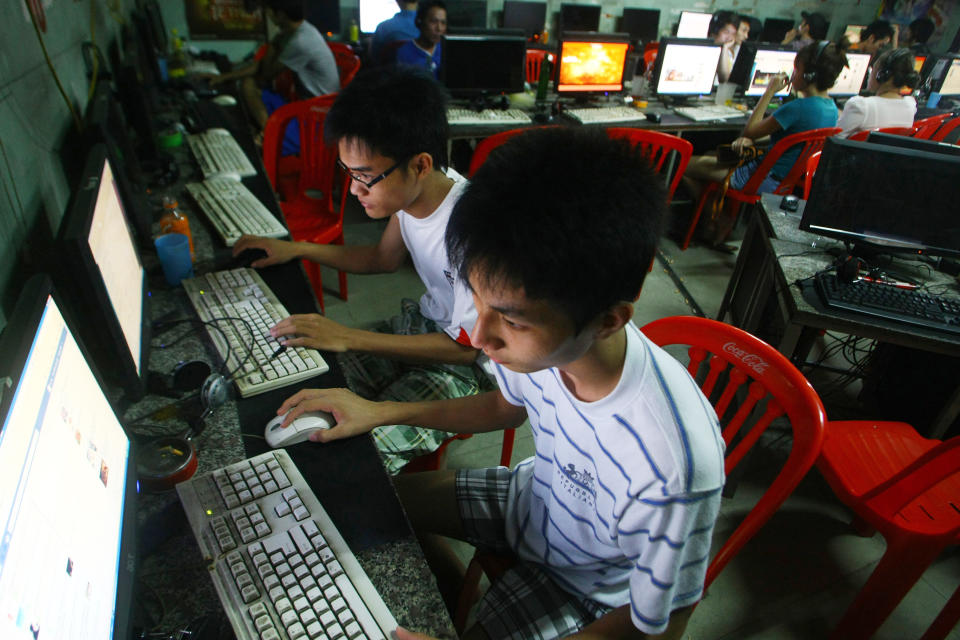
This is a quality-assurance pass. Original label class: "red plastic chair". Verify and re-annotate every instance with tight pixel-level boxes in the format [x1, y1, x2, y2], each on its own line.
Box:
[931, 115, 960, 142]
[802, 150, 821, 200]
[816, 421, 960, 640]
[606, 128, 693, 203]
[913, 112, 954, 139]
[525, 49, 553, 84]
[643, 42, 659, 71]
[467, 127, 556, 177]
[450, 316, 827, 633]
[847, 125, 917, 141]
[262, 95, 349, 312]
[681, 127, 840, 250]
[333, 50, 362, 87]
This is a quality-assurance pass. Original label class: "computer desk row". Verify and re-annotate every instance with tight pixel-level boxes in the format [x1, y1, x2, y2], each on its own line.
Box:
[131, 98, 456, 637]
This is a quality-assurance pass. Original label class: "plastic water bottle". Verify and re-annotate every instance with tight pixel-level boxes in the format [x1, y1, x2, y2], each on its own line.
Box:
[159, 196, 195, 260]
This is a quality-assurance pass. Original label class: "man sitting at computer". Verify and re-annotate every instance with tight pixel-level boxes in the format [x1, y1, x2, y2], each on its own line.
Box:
[856, 20, 896, 61]
[396, 0, 447, 78]
[205, 0, 338, 140]
[903, 17, 935, 55]
[782, 11, 828, 52]
[710, 11, 738, 83]
[372, 0, 420, 64]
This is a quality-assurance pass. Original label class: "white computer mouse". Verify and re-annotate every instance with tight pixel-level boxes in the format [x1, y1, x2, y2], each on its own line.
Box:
[264, 410, 334, 448]
[213, 94, 237, 107]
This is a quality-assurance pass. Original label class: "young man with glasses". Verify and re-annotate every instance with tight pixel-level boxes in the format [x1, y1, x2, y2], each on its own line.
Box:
[233, 67, 487, 474]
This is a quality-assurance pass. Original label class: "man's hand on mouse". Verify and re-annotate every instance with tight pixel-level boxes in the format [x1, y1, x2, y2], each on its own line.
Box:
[270, 314, 353, 352]
[276, 388, 386, 443]
[232, 235, 299, 267]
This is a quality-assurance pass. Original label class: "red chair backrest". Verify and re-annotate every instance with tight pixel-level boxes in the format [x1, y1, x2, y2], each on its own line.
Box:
[641, 315, 826, 589]
[913, 112, 953, 139]
[467, 126, 558, 177]
[335, 51, 362, 87]
[739, 127, 840, 196]
[327, 41, 354, 57]
[802, 150, 821, 200]
[643, 42, 659, 70]
[262, 94, 341, 201]
[525, 49, 550, 84]
[847, 126, 917, 142]
[931, 115, 960, 142]
[606, 128, 693, 203]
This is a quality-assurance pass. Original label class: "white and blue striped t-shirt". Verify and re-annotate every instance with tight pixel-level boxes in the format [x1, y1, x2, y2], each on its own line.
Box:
[494, 322, 726, 635]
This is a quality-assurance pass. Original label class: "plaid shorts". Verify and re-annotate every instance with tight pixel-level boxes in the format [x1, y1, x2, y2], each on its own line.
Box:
[338, 299, 494, 475]
[456, 468, 612, 640]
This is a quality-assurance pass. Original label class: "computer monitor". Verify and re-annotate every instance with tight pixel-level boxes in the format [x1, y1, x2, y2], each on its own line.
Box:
[0, 274, 138, 640]
[844, 24, 866, 45]
[800, 136, 960, 259]
[131, 10, 165, 87]
[827, 52, 871, 96]
[359, 0, 397, 33]
[560, 3, 601, 33]
[620, 8, 660, 44]
[555, 32, 630, 95]
[759, 18, 794, 43]
[55, 145, 150, 400]
[446, 1, 488, 29]
[502, 1, 546, 38]
[441, 32, 527, 97]
[865, 131, 960, 157]
[935, 58, 960, 96]
[735, 45, 797, 97]
[141, 0, 168, 54]
[650, 38, 723, 98]
[306, 0, 342, 35]
[677, 11, 712, 39]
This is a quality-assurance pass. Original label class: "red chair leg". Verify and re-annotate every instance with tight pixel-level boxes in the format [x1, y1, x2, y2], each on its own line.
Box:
[830, 536, 947, 640]
[682, 183, 718, 250]
[499, 428, 515, 467]
[920, 581, 960, 640]
[454, 556, 484, 635]
[338, 270, 348, 301]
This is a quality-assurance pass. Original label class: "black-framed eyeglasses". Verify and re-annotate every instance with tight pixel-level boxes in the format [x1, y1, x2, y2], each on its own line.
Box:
[336, 157, 403, 188]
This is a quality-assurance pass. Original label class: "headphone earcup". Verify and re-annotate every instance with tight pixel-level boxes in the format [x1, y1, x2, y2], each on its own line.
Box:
[201, 373, 231, 411]
[837, 256, 863, 283]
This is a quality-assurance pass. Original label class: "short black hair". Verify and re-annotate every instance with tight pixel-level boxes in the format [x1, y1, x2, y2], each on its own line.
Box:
[797, 40, 850, 91]
[415, 0, 446, 28]
[909, 17, 935, 44]
[863, 19, 895, 43]
[709, 11, 737, 37]
[446, 128, 666, 332]
[264, 0, 304, 22]
[325, 66, 449, 169]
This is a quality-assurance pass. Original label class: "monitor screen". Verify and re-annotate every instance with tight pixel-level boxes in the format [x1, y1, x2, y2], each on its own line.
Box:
[800, 136, 960, 258]
[0, 276, 137, 640]
[744, 47, 797, 96]
[446, 1, 488, 29]
[913, 55, 926, 73]
[651, 38, 722, 97]
[502, 1, 546, 37]
[556, 33, 630, 94]
[441, 33, 527, 96]
[56, 145, 149, 399]
[560, 4, 601, 33]
[938, 58, 960, 96]
[844, 24, 866, 45]
[360, 0, 398, 33]
[828, 52, 871, 96]
[620, 8, 660, 44]
[759, 18, 794, 44]
[677, 11, 712, 39]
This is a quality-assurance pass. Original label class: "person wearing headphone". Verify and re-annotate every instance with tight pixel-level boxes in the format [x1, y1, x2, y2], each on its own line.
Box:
[837, 48, 919, 138]
[709, 11, 739, 83]
[683, 40, 848, 244]
[395, 0, 447, 78]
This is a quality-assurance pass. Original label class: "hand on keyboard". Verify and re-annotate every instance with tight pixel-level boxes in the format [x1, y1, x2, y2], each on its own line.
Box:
[270, 314, 353, 352]
[276, 387, 385, 444]
[233, 235, 299, 268]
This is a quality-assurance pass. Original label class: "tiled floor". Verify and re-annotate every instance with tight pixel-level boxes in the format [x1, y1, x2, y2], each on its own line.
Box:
[322, 199, 959, 639]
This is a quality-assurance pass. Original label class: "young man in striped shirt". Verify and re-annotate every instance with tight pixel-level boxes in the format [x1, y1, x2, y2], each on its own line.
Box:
[277, 128, 727, 639]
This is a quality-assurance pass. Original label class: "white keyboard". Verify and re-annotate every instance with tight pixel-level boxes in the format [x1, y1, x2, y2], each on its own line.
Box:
[564, 106, 645, 124]
[187, 128, 258, 178]
[177, 450, 397, 640]
[447, 107, 532, 126]
[182, 268, 329, 397]
[673, 104, 745, 122]
[186, 178, 289, 246]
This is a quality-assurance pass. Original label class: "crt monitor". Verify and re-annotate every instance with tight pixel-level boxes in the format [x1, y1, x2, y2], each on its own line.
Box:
[650, 38, 723, 98]
[441, 33, 527, 96]
[560, 3, 601, 33]
[734, 45, 797, 97]
[677, 11, 712, 39]
[620, 8, 660, 44]
[502, 1, 546, 38]
[55, 144, 150, 400]
[359, 0, 397, 33]
[828, 52, 871, 97]
[801, 136, 960, 259]
[759, 18, 794, 43]
[555, 32, 630, 94]
[0, 274, 138, 640]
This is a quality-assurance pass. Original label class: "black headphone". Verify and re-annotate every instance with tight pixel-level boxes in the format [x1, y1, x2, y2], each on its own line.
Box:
[802, 40, 830, 84]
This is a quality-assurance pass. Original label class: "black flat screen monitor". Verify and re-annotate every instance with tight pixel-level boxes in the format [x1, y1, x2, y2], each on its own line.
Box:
[55, 145, 150, 400]
[620, 8, 660, 44]
[0, 274, 138, 640]
[142, 0, 168, 53]
[801, 136, 960, 259]
[650, 38, 722, 98]
[306, 0, 341, 34]
[503, 1, 546, 38]
[446, 1, 488, 29]
[729, 44, 797, 96]
[759, 18, 794, 43]
[131, 10, 165, 87]
[933, 58, 960, 96]
[676, 11, 712, 38]
[359, 0, 397, 33]
[441, 32, 526, 96]
[555, 32, 630, 95]
[865, 131, 960, 157]
[560, 4, 601, 33]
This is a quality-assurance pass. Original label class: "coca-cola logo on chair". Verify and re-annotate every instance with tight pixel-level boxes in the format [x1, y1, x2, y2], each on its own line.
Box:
[722, 342, 769, 375]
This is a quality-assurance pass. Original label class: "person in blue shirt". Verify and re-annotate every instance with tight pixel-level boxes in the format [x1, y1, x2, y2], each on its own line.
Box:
[372, 0, 420, 64]
[396, 0, 447, 78]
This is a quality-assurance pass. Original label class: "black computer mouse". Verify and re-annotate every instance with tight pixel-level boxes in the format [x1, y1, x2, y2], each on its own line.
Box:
[229, 248, 269, 268]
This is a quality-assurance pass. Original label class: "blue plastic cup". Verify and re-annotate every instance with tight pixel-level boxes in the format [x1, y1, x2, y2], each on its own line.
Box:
[927, 92, 941, 108]
[155, 233, 194, 286]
